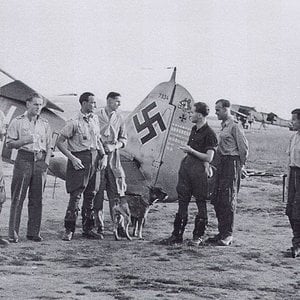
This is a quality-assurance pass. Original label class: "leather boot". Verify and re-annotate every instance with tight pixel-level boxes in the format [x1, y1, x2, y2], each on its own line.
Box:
[190, 214, 207, 246]
[162, 213, 187, 245]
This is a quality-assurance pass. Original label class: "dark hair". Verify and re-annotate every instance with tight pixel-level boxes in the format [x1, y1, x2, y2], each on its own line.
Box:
[106, 92, 121, 100]
[194, 102, 210, 117]
[26, 93, 43, 103]
[79, 92, 94, 105]
[216, 99, 231, 108]
[292, 108, 300, 120]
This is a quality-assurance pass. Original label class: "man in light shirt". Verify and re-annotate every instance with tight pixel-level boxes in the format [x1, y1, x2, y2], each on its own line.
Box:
[93, 92, 127, 238]
[209, 99, 249, 246]
[57, 92, 107, 241]
[6, 94, 52, 243]
[286, 108, 300, 258]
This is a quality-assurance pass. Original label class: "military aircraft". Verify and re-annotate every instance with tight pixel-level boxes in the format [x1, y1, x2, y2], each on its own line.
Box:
[231, 104, 291, 129]
[0, 67, 195, 201]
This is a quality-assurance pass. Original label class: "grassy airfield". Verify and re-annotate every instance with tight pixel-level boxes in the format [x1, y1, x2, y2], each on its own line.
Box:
[0, 122, 298, 300]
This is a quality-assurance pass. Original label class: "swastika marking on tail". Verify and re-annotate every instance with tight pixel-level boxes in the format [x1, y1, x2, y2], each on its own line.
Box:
[133, 102, 166, 144]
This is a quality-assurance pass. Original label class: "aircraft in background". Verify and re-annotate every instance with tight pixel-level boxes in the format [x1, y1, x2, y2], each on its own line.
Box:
[0, 67, 195, 201]
[231, 104, 292, 129]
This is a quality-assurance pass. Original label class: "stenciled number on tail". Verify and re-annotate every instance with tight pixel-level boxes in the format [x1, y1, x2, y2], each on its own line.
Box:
[133, 102, 166, 144]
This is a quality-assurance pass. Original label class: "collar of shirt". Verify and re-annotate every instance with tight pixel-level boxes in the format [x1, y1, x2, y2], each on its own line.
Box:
[23, 111, 39, 122]
[78, 111, 94, 123]
[192, 122, 208, 133]
[221, 117, 234, 129]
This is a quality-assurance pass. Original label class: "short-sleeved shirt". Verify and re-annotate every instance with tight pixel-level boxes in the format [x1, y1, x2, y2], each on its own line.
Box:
[6, 112, 52, 152]
[187, 123, 218, 154]
[218, 117, 249, 165]
[60, 111, 103, 153]
[288, 131, 300, 168]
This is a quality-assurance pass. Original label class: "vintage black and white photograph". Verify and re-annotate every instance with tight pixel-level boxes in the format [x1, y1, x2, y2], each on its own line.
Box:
[0, 1, 300, 299]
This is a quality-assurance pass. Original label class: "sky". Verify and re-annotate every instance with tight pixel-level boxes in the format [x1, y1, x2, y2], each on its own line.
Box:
[0, 0, 299, 118]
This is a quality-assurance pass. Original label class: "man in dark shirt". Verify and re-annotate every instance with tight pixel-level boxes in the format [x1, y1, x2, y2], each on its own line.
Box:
[163, 102, 218, 245]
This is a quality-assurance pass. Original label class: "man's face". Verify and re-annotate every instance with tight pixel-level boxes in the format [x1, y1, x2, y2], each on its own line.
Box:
[84, 96, 97, 113]
[27, 97, 44, 116]
[191, 107, 203, 123]
[215, 102, 227, 120]
[291, 113, 300, 131]
[107, 96, 121, 112]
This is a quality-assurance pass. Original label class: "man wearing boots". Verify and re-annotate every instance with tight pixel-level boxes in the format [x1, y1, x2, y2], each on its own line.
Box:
[163, 102, 218, 245]
[93, 92, 127, 238]
[211, 99, 248, 246]
[57, 92, 107, 241]
[286, 108, 300, 258]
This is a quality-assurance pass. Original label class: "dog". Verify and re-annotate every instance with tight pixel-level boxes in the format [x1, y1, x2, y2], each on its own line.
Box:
[125, 186, 168, 240]
[112, 197, 132, 241]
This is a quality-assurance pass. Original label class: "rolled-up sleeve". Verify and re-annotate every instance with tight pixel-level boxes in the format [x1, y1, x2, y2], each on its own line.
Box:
[232, 124, 249, 165]
[6, 119, 19, 143]
[205, 130, 218, 153]
[60, 120, 75, 139]
[118, 120, 127, 148]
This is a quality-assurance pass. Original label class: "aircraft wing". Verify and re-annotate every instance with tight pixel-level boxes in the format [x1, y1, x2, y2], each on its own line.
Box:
[230, 109, 248, 118]
[0, 80, 64, 112]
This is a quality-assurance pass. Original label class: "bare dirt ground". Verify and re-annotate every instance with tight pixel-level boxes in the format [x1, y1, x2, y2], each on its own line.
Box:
[0, 124, 299, 300]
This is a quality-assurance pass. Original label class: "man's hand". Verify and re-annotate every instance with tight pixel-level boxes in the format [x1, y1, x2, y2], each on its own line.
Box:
[104, 143, 116, 153]
[36, 161, 49, 172]
[98, 155, 108, 170]
[241, 166, 248, 179]
[22, 135, 35, 145]
[204, 164, 213, 178]
[179, 145, 193, 154]
[71, 156, 85, 170]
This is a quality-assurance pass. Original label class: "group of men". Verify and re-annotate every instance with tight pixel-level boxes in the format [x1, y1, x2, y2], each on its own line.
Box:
[0, 93, 299, 258]
[0, 91, 126, 244]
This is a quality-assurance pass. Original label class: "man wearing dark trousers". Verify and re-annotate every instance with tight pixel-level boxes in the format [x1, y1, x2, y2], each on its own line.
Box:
[163, 102, 218, 245]
[57, 92, 107, 241]
[286, 108, 300, 258]
[6, 93, 52, 243]
[210, 99, 248, 246]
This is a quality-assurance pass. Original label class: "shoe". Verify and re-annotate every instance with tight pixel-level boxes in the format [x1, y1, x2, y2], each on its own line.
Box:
[0, 237, 9, 247]
[161, 234, 183, 245]
[218, 235, 233, 246]
[117, 226, 127, 238]
[62, 230, 73, 241]
[291, 246, 300, 258]
[8, 237, 18, 243]
[82, 229, 103, 240]
[27, 235, 43, 242]
[206, 233, 222, 243]
[188, 237, 204, 246]
[97, 227, 104, 239]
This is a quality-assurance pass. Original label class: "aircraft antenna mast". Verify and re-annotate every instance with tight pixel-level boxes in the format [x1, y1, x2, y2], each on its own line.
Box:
[0, 68, 17, 81]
